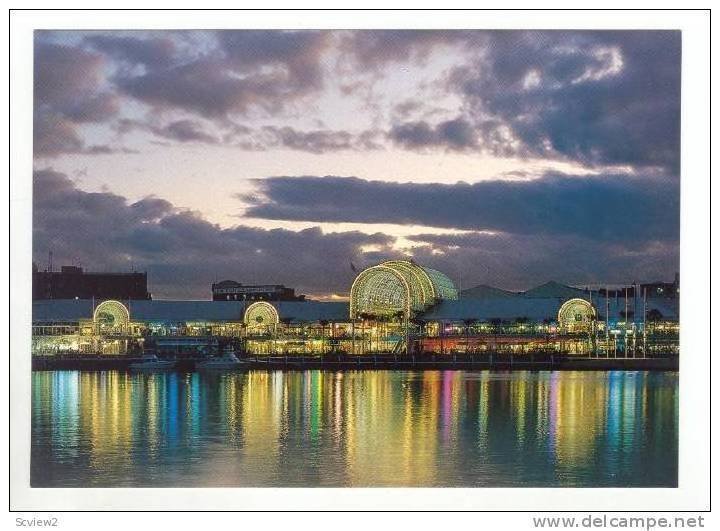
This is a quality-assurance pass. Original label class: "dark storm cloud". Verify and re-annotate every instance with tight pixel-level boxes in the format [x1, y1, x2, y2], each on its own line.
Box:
[340, 30, 476, 69]
[59, 93, 120, 124]
[114, 30, 331, 118]
[389, 118, 478, 151]
[34, 31, 338, 155]
[258, 126, 383, 153]
[34, 113, 135, 157]
[336, 29, 681, 169]
[34, 41, 109, 112]
[116, 58, 307, 118]
[33, 169, 394, 299]
[33, 117, 87, 157]
[34, 41, 123, 157]
[33, 169, 679, 296]
[156, 120, 218, 143]
[40, 30, 438, 127]
[116, 59, 263, 117]
[117, 117, 382, 152]
[217, 30, 329, 89]
[84, 34, 177, 67]
[243, 174, 679, 243]
[404, 232, 679, 291]
[118, 118, 219, 144]
[34, 30, 680, 166]
[447, 31, 681, 171]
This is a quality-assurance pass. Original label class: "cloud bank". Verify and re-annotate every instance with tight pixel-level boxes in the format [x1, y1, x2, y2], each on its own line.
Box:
[32, 30, 681, 296]
[34, 169, 679, 298]
[243, 173, 679, 243]
[34, 29, 680, 172]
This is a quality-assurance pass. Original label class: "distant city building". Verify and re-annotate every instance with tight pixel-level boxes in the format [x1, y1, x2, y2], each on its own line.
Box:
[211, 280, 305, 302]
[32, 264, 151, 300]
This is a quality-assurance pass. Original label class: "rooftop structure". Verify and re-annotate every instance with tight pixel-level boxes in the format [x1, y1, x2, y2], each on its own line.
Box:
[211, 280, 305, 301]
[32, 294, 678, 325]
[32, 265, 151, 301]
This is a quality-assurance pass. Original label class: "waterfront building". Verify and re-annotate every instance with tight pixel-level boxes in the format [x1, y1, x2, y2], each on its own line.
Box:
[33, 264, 151, 301]
[31, 260, 679, 358]
[211, 280, 305, 301]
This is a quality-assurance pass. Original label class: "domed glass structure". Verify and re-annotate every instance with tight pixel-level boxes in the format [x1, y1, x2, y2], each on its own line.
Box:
[350, 260, 458, 319]
[93, 300, 130, 333]
[244, 301, 279, 332]
[557, 298, 596, 332]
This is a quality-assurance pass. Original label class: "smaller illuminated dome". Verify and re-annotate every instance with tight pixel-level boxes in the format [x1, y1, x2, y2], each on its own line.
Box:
[244, 301, 279, 331]
[93, 300, 130, 333]
[557, 298, 596, 332]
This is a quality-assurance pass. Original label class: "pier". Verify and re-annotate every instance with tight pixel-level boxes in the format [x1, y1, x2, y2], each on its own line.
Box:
[32, 352, 678, 372]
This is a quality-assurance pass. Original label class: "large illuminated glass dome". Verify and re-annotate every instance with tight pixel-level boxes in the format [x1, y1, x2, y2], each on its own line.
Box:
[350, 259, 458, 319]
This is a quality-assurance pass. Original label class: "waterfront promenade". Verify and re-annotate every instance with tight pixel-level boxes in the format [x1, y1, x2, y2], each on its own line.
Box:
[32, 352, 678, 372]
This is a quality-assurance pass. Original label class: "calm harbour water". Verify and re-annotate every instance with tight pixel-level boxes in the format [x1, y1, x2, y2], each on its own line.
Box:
[31, 370, 678, 488]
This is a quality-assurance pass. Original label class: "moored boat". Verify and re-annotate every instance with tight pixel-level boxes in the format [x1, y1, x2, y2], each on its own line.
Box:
[195, 345, 246, 370]
[129, 351, 176, 371]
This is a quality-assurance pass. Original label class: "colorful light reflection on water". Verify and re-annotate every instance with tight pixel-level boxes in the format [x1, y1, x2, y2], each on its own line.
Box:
[31, 370, 678, 487]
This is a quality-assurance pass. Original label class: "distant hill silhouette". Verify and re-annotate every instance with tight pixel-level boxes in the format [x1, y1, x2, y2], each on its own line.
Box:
[460, 284, 519, 299]
[522, 281, 587, 299]
[461, 280, 588, 300]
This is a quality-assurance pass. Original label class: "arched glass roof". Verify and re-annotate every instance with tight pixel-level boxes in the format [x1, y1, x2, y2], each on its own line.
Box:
[93, 300, 130, 323]
[93, 300, 130, 330]
[244, 301, 279, 327]
[557, 298, 596, 331]
[350, 260, 458, 319]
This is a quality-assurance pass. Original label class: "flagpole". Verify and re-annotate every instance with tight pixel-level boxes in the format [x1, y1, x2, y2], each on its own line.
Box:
[633, 282, 638, 358]
[605, 286, 610, 358]
[624, 287, 628, 359]
[643, 287, 647, 358]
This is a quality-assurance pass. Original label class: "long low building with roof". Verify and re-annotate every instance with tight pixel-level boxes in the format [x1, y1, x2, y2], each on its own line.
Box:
[32, 259, 679, 358]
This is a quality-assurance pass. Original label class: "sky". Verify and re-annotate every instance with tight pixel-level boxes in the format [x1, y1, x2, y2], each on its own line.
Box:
[32, 29, 681, 300]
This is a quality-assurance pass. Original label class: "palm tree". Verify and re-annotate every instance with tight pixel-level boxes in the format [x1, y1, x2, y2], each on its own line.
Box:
[319, 319, 329, 355]
[410, 316, 427, 355]
[393, 310, 406, 354]
[358, 312, 373, 354]
[278, 317, 293, 355]
[463, 318, 478, 354]
[646, 309, 663, 322]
